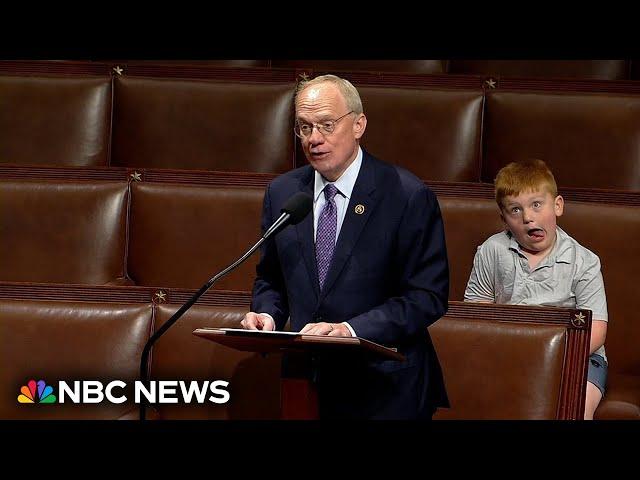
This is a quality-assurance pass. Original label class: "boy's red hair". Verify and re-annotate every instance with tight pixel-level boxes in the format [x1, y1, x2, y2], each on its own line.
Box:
[495, 159, 558, 208]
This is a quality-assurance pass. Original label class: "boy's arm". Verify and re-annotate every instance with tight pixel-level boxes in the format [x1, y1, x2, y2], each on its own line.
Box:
[575, 254, 608, 354]
[589, 321, 608, 354]
[464, 244, 496, 303]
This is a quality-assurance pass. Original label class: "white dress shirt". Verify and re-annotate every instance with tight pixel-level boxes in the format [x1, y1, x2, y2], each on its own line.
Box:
[262, 147, 363, 337]
[312, 147, 363, 243]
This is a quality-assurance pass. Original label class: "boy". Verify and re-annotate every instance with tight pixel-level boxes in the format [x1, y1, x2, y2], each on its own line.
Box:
[464, 159, 608, 420]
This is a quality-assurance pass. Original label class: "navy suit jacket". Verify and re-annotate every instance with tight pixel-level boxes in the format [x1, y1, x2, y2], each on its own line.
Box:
[251, 151, 449, 419]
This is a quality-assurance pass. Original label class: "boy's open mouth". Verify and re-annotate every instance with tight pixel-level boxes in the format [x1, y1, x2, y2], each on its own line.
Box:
[527, 227, 545, 240]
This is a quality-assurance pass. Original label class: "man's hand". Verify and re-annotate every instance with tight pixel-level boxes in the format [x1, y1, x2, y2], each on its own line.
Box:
[299, 322, 352, 337]
[241, 312, 275, 331]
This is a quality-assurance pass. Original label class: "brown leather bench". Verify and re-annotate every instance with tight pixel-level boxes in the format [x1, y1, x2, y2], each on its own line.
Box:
[358, 86, 483, 182]
[4, 62, 640, 192]
[111, 76, 296, 173]
[1, 169, 639, 417]
[0, 285, 278, 420]
[0, 179, 129, 285]
[0, 298, 153, 419]
[3, 64, 487, 182]
[483, 89, 640, 191]
[0, 74, 112, 167]
[128, 181, 265, 290]
[0, 285, 591, 420]
[431, 302, 591, 419]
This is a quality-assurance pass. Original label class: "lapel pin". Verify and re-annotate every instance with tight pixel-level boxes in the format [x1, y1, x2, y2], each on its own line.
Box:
[355, 204, 365, 215]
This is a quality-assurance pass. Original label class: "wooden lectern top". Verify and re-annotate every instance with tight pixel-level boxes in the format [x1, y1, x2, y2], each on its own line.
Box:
[192, 327, 405, 362]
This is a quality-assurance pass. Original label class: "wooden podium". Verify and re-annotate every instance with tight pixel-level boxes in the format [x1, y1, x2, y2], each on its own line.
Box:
[193, 327, 405, 419]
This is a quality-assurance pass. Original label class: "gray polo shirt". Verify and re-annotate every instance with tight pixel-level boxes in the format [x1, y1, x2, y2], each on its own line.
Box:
[464, 226, 608, 359]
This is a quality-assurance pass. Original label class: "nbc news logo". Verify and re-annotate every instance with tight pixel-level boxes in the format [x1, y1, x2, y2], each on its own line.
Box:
[18, 379, 230, 404]
[18, 379, 57, 404]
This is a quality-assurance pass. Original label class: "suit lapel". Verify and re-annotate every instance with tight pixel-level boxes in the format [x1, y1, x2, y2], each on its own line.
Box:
[319, 153, 379, 301]
[295, 168, 320, 299]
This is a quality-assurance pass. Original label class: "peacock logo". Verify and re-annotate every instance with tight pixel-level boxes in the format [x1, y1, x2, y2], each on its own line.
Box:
[18, 379, 57, 404]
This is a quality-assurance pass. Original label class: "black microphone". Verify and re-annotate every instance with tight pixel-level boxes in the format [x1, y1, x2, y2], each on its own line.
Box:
[139, 191, 312, 420]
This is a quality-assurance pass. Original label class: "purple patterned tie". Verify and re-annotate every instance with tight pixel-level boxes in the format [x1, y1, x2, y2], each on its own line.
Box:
[316, 183, 338, 289]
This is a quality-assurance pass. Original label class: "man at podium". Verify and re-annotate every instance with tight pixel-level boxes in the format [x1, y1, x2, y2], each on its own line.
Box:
[241, 74, 450, 419]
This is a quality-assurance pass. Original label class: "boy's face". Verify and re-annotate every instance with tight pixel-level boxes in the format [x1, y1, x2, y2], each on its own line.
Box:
[500, 189, 564, 256]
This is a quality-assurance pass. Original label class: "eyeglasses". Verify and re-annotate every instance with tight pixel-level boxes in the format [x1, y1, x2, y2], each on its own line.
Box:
[294, 111, 354, 138]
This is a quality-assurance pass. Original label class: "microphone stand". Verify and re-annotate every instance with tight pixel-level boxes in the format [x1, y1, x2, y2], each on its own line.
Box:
[139, 211, 291, 420]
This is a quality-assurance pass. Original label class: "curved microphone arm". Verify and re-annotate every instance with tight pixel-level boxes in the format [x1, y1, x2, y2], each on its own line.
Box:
[137, 190, 312, 420]
[138, 221, 280, 420]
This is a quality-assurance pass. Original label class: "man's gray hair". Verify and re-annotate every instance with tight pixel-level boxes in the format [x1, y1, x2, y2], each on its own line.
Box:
[295, 74, 364, 115]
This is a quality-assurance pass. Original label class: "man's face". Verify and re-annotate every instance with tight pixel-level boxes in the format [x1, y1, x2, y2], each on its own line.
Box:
[295, 82, 366, 181]
[500, 189, 564, 256]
